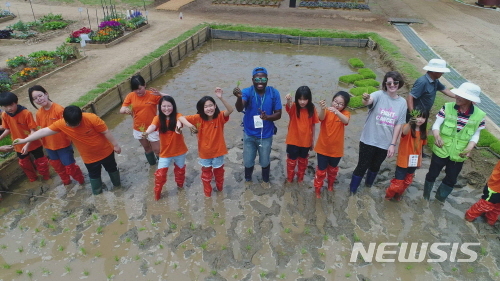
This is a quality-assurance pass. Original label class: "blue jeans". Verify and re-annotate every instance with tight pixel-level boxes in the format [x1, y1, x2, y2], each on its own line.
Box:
[45, 145, 76, 166]
[243, 133, 272, 168]
[158, 153, 186, 169]
[198, 155, 224, 168]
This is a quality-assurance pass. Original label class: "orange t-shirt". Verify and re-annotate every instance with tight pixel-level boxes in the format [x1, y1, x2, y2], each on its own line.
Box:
[184, 112, 229, 159]
[285, 103, 319, 148]
[487, 161, 500, 193]
[2, 109, 42, 153]
[49, 113, 114, 164]
[122, 90, 161, 132]
[151, 114, 188, 158]
[314, 109, 350, 157]
[35, 103, 71, 150]
[396, 124, 428, 168]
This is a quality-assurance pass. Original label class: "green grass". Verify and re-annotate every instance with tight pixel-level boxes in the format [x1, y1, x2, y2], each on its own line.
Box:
[490, 142, 500, 154]
[349, 86, 377, 97]
[477, 129, 497, 147]
[358, 68, 376, 79]
[354, 79, 380, 88]
[348, 58, 364, 68]
[339, 74, 365, 84]
[348, 96, 365, 109]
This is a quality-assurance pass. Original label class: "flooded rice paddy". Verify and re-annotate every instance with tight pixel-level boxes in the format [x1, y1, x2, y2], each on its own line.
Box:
[0, 40, 499, 280]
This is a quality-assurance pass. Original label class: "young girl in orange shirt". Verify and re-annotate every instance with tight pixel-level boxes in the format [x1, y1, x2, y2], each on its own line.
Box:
[385, 109, 428, 200]
[179, 87, 233, 197]
[285, 86, 319, 184]
[143, 96, 191, 201]
[313, 91, 351, 198]
[29, 85, 85, 185]
[120, 75, 167, 165]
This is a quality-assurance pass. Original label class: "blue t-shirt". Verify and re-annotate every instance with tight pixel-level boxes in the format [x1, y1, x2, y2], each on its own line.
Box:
[241, 86, 282, 138]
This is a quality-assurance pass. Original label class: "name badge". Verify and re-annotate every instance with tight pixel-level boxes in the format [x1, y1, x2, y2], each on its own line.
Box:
[253, 115, 263, 128]
[408, 154, 419, 167]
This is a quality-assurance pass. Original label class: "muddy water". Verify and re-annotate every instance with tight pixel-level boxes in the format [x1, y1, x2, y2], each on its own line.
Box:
[0, 40, 499, 280]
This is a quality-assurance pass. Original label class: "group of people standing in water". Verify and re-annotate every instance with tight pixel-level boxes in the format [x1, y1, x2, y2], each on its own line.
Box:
[0, 60, 498, 225]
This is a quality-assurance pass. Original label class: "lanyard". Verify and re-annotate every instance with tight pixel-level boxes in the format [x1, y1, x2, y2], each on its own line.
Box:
[253, 89, 266, 111]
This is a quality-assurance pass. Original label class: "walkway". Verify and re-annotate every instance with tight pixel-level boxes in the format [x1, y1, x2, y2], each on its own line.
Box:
[394, 23, 500, 126]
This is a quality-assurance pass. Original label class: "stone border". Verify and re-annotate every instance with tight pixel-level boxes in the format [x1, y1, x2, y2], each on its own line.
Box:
[68, 24, 150, 49]
[12, 56, 87, 96]
[0, 14, 16, 24]
[0, 38, 25, 45]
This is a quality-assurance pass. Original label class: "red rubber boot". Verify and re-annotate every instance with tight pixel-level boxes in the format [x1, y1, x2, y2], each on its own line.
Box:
[385, 179, 405, 200]
[50, 159, 71, 185]
[34, 156, 50, 180]
[296, 156, 308, 183]
[201, 167, 213, 197]
[174, 164, 186, 189]
[18, 157, 38, 182]
[286, 157, 297, 183]
[327, 166, 339, 191]
[154, 168, 168, 201]
[485, 204, 500, 226]
[465, 199, 497, 224]
[213, 165, 224, 191]
[313, 167, 327, 198]
[66, 163, 85, 184]
[403, 173, 414, 191]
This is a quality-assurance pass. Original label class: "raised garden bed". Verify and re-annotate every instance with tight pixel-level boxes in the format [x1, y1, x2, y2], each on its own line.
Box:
[299, 1, 370, 10]
[68, 23, 149, 49]
[4, 13, 74, 40]
[0, 14, 16, 24]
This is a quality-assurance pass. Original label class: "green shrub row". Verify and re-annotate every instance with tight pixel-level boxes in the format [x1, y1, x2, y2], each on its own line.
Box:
[354, 79, 379, 88]
[339, 74, 364, 84]
[348, 58, 364, 68]
[350, 86, 377, 97]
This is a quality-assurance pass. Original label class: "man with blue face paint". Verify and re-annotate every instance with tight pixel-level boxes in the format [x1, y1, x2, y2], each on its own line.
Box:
[233, 67, 282, 188]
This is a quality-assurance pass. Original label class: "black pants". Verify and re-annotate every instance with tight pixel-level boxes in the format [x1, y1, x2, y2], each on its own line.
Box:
[481, 185, 500, 204]
[286, 144, 309, 160]
[425, 153, 464, 186]
[395, 165, 417, 180]
[84, 152, 118, 179]
[353, 142, 387, 177]
[317, 153, 341, 171]
[17, 146, 44, 160]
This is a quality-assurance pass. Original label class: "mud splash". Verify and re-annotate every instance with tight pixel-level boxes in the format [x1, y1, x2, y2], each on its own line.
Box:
[0, 40, 498, 280]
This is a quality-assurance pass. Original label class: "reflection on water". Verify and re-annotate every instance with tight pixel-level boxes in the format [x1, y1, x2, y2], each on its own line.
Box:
[0, 40, 495, 281]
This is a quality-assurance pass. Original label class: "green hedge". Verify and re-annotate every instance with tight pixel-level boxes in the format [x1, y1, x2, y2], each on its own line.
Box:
[354, 79, 379, 88]
[348, 96, 364, 108]
[358, 68, 376, 79]
[348, 58, 364, 68]
[339, 74, 364, 84]
[349, 86, 377, 97]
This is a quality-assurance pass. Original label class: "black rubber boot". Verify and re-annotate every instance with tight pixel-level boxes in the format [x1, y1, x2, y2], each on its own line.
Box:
[423, 180, 434, 200]
[90, 177, 103, 195]
[145, 152, 157, 165]
[108, 171, 121, 187]
[435, 182, 453, 202]
[262, 165, 270, 183]
[245, 166, 254, 182]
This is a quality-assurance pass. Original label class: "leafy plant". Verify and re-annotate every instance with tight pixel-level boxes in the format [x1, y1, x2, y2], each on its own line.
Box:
[6, 55, 29, 68]
[354, 79, 380, 88]
[42, 21, 68, 30]
[347, 96, 365, 109]
[350, 86, 377, 97]
[339, 74, 364, 84]
[358, 68, 376, 79]
[55, 43, 77, 63]
[348, 58, 365, 68]
[39, 13, 64, 23]
[0, 29, 13, 39]
[8, 21, 30, 32]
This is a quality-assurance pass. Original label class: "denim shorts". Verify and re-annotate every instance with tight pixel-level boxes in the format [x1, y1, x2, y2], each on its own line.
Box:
[198, 155, 224, 168]
[243, 133, 272, 168]
[158, 153, 186, 169]
[45, 145, 76, 166]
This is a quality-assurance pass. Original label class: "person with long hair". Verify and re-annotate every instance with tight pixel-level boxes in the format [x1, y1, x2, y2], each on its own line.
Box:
[28, 85, 85, 185]
[142, 96, 191, 200]
[385, 108, 428, 201]
[179, 88, 233, 197]
[313, 91, 350, 198]
[120, 74, 167, 165]
[349, 71, 408, 195]
[284, 86, 319, 185]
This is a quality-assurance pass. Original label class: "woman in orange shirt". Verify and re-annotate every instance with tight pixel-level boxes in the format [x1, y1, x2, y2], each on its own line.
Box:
[285, 86, 319, 185]
[313, 91, 351, 198]
[385, 108, 428, 201]
[143, 96, 191, 201]
[179, 87, 233, 197]
[28, 85, 85, 185]
[120, 75, 167, 165]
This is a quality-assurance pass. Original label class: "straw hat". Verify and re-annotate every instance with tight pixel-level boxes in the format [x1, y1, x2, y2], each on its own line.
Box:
[451, 82, 481, 103]
[423, 59, 450, 73]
